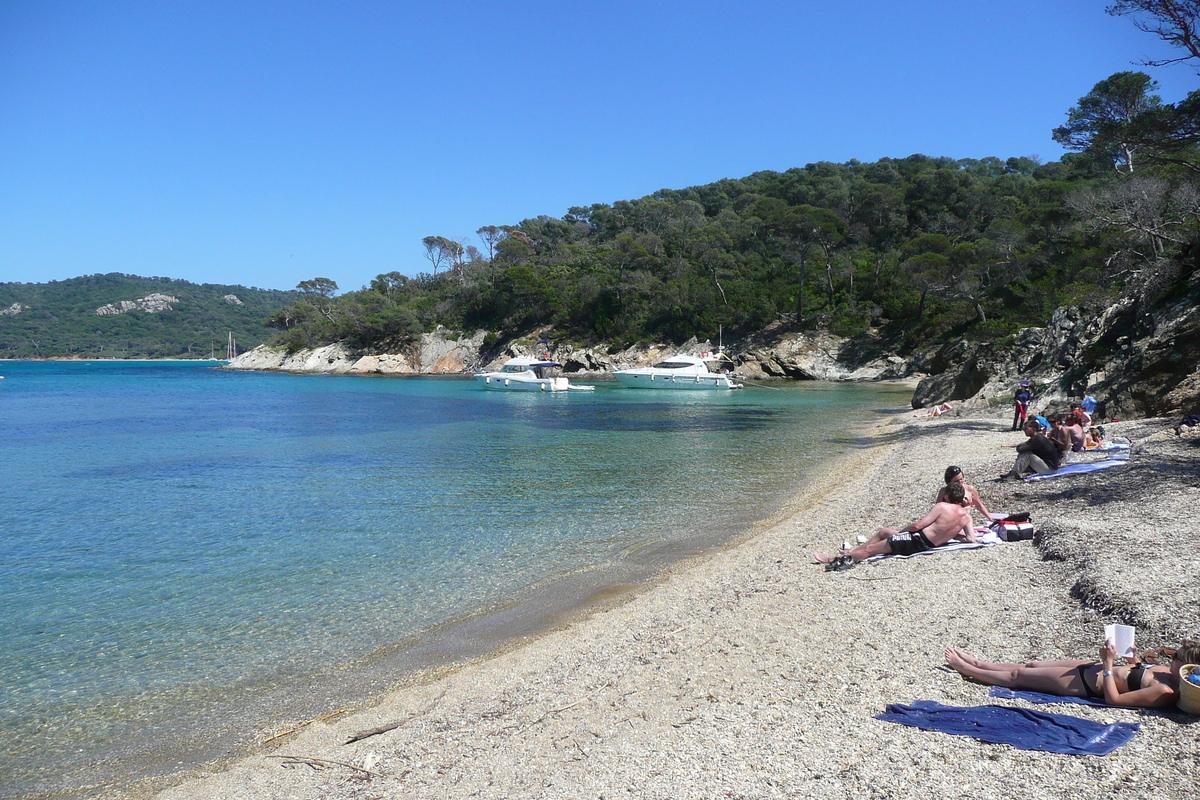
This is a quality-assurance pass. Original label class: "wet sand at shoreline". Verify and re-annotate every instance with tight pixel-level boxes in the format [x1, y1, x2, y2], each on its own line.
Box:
[140, 407, 1198, 800]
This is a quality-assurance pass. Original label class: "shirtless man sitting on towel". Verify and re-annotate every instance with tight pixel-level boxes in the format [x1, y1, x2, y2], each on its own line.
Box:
[812, 481, 976, 564]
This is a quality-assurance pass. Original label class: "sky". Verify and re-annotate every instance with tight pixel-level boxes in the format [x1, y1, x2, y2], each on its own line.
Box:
[2, 1, 1197, 293]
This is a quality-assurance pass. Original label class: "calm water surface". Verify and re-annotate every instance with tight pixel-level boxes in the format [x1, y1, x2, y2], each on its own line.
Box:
[0, 361, 909, 798]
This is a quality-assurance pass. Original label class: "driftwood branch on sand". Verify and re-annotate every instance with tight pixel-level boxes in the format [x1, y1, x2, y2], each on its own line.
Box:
[267, 754, 385, 778]
[344, 690, 448, 744]
[264, 709, 348, 744]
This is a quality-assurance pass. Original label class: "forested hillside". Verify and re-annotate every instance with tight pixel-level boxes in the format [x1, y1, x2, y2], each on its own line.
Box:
[0, 274, 296, 358]
[264, 3, 1200, 362]
[266, 148, 1196, 359]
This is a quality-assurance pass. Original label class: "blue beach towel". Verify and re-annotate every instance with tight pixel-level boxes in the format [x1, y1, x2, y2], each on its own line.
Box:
[988, 686, 1106, 707]
[1024, 456, 1128, 481]
[876, 700, 1138, 755]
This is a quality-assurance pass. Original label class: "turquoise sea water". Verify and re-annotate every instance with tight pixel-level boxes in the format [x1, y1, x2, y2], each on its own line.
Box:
[0, 361, 908, 798]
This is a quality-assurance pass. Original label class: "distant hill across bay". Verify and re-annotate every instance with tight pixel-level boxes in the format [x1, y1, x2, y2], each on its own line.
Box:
[0, 273, 298, 359]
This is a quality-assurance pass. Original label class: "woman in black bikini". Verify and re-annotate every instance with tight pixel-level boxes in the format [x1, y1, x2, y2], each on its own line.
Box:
[944, 639, 1200, 708]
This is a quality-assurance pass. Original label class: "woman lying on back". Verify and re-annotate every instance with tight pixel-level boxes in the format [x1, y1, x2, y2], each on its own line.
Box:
[944, 639, 1200, 708]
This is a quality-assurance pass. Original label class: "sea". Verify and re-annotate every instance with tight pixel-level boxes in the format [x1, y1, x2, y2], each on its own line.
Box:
[0, 360, 910, 798]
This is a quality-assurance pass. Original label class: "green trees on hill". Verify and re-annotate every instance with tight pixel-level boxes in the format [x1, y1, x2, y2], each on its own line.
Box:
[0, 274, 297, 358]
[262, 4, 1200, 359]
[262, 154, 1127, 355]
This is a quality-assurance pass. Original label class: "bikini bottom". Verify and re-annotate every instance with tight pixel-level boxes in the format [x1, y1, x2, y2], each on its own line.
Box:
[1075, 663, 1103, 699]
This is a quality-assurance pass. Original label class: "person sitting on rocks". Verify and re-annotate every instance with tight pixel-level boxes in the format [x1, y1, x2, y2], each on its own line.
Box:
[936, 466, 994, 521]
[1085, 426, 1104, 449]
[1047, 415, 1072, 461]
[999, 420, 1062, 480]
[944, 639, 1200, 709]
[812, 481, 975, 565]
[1071, 402, 1093, 428]
[1062, 414, 1087, 453]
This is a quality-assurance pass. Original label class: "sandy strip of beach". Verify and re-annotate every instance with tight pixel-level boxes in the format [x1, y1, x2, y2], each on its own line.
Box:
[146, 406, 1199, 800]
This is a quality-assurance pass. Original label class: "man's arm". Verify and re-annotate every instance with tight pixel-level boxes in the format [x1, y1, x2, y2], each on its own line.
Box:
[904, 504, 943, 533]
[955, 514, 977, 543]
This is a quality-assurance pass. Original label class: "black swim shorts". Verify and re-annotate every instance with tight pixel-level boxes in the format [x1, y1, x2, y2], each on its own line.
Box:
[887, 530, 934, 556]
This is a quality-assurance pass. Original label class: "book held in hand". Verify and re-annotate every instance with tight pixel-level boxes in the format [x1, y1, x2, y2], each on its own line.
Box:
[1105, 624, 1135, 658]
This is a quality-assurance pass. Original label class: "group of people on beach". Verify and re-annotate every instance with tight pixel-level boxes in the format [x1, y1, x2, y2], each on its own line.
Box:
[1001, 387, 1107, 480]
[812, 398, 1199, 711]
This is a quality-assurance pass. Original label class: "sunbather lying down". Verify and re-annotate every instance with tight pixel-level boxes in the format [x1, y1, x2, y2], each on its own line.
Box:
[812, 482, 974, 565]
[914, 402, 953, 418]
[945, 639, 1200, 709]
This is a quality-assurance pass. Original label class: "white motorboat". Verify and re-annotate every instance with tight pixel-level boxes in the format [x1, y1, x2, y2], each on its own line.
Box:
[612, 354, 742, 390]
[474, 357, 594, 392]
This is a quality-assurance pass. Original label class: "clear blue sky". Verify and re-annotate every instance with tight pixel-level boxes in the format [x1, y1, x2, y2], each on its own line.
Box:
[2, 1, 1196, 292]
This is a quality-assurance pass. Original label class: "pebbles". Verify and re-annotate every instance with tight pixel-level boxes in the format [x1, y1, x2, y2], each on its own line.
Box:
[150, 409, 1199, 800]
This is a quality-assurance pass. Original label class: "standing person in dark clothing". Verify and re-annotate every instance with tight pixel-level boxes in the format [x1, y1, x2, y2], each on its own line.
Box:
[1012, 381, 1032, 431]
[1000, 420, 1062, 480]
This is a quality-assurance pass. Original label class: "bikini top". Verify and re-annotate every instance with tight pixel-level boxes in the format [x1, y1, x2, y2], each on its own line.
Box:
[1128, 663, 1147, 691]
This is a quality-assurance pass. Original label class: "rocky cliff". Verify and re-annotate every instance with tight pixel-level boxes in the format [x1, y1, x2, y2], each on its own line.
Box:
[225, 328, 490, 374]
[910, 292, 1200, 418]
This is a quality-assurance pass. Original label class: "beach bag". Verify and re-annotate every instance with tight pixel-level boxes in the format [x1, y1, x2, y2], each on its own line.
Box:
[1178, 664, 1200, 715]
[990, 518, 1035, 541]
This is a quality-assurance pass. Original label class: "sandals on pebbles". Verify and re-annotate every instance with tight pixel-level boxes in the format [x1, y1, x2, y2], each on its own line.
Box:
[824, 555, 856, 572]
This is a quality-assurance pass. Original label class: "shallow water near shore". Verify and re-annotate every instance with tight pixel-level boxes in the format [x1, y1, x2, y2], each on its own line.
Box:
[0, 361, 909, 798]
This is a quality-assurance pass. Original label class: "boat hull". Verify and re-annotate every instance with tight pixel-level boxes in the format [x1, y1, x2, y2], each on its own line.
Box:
[473, 374, 593, 392]
[613, 372, 741, 390]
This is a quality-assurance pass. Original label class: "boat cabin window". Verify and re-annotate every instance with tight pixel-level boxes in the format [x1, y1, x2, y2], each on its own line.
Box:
[653, 361, 693, 369]
[500, 364, 529, 373]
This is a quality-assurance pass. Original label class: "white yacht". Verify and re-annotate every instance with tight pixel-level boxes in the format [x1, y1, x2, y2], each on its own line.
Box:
[612, 354, 742, 390]
[474, 357, 594, 392]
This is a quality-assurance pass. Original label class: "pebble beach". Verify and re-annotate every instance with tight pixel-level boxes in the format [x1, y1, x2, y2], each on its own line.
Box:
[144, 404, 1200, 800]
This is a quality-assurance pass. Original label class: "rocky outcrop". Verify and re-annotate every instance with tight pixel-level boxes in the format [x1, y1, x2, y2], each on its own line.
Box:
[226, 327, 912, 384]
[225, 328, 489, 374]
[733, 325, 907, 381]
[1, 303, 24, 316]
[95, 293, 178, 316]
[223, 294, 243, 305]
[912, 292, 1200, 417]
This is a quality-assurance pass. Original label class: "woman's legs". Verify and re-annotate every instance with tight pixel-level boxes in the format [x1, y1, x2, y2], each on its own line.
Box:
[948, 648, 1088, 670]
[945, 648, 1094, 695]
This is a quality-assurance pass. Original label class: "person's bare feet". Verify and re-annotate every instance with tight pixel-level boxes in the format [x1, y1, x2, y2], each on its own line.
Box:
[944, 647, 970, 672]
[811, 551, 835, 564]
[946, 647, 989, 668]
